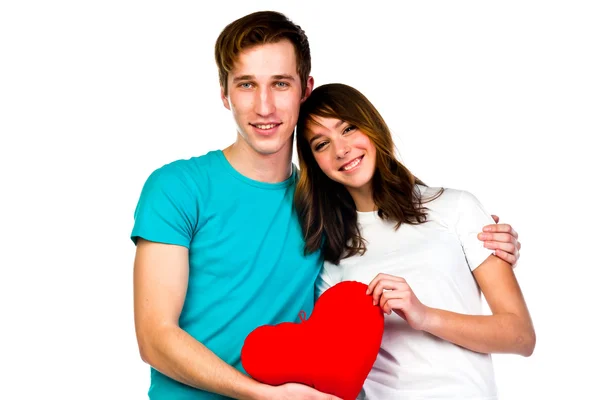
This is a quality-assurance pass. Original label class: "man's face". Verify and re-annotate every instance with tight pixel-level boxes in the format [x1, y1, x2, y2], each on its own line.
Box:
[221, 40, 313, 156]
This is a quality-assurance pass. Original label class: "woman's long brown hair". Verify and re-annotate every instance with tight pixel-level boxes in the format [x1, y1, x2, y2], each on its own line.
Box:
[295, 83, 443, 264]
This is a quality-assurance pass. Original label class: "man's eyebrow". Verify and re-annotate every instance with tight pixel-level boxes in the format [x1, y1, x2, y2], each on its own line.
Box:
[232, 74, 296, 83]
[232, 75, 255, 83]
[272, 74, 295, 81]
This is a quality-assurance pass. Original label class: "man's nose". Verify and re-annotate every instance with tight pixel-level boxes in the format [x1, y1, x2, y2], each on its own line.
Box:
[255, 88, 275, 117]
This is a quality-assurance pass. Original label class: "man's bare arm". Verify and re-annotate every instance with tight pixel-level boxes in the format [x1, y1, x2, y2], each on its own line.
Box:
[134, 239, 342, 400]
[133, 238, 266, 399]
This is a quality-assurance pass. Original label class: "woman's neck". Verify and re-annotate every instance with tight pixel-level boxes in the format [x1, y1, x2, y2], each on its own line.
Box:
[346, 185, 376, 212]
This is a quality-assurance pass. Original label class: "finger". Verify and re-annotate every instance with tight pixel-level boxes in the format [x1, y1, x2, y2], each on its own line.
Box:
[483, 223, 519, 239]
[481, 232, 517, 244]
[372, 280, 404, 305]
[381, 298, 393, 315]
[493, 249, 517, 266]
[380, 291, 411, 314]
[370, 281, 385, 305]
[366, 273, 390, 294]
[382, 298, 406, 316]
[496, 223, 518, 239]
[491, 214, 500, 223]
[366, 273, 403, 294]
[380, 287, 411, 302]
[316, 393, 342, 400]
[366, 274, 383, 295]
[483, 240, 516, 254]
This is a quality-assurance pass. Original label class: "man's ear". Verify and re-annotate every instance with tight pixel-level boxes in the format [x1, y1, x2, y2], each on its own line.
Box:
[221, 86, 231, 110]
[301, 76, 315, 103]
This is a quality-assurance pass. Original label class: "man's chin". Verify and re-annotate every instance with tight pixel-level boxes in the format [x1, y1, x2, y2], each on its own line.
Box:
[251, 140, 293, 156]
[255, 146, 287, 156]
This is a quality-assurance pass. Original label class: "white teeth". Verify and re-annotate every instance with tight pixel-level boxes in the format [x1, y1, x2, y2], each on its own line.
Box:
[255, 124, 277, 129]
[342, 157, 362, 171]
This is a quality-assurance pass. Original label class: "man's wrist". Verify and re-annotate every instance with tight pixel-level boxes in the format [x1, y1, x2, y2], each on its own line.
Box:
[237, 381, 271, 400]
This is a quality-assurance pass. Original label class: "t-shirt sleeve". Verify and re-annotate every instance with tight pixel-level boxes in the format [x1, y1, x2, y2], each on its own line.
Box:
[315, 262, 342, 299]
[130, 164, 198, 248]
[454, 190, 495, 272]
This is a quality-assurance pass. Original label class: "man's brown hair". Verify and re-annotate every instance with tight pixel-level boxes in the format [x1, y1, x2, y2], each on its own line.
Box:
[215, 11, 311, 93]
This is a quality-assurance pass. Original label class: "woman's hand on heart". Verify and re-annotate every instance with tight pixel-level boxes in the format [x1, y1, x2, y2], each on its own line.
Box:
[366, 273, 430, 331]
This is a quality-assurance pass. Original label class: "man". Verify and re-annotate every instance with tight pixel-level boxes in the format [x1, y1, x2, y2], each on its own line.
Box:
[131, 10, 521, 400]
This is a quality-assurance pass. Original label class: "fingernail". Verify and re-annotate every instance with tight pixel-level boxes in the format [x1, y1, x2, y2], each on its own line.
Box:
[483, 227, 491, 232]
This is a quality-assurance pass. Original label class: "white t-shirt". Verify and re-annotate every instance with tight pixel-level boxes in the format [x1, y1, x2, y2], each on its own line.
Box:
[316, 186, 498, 400]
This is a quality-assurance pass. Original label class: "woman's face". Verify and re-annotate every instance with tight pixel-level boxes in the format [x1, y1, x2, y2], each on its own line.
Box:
[305, 116, 377, 195]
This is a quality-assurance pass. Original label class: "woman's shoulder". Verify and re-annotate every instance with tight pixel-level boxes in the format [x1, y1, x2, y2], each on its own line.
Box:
[416, 185, 480, 214]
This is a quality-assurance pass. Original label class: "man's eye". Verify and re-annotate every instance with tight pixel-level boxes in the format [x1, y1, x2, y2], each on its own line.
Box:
[275, 81, 289, 88]
[239, 83, 253, 89]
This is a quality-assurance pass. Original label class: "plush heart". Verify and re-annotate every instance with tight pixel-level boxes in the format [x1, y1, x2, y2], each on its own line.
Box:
[241, 280, 384, 400]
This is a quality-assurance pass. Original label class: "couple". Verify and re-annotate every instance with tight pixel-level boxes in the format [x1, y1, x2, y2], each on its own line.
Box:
[131, 10, 535, 400]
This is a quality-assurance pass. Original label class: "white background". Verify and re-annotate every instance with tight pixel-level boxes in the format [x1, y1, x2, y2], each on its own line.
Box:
[1, 1, 598, 399]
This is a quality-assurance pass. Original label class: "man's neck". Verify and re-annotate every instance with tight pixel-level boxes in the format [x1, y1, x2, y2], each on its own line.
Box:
[222, 138, 293, 184]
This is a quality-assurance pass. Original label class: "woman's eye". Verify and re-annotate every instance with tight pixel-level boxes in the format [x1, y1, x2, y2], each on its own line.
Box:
[315, 142, 327, 151]
[343, 125, 356, 134]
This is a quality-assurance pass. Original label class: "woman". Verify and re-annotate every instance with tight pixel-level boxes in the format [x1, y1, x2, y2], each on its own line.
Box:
[295, 83, 535, 399]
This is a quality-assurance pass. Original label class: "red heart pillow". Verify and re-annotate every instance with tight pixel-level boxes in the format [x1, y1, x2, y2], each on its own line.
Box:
[241, 280, 384, 400]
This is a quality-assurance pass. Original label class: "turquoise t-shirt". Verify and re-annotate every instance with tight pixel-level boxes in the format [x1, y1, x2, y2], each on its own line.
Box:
[131, 150, 322, 399]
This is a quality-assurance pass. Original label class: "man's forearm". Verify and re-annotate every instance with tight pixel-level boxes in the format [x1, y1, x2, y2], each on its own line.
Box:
[140, 325, 267, 399]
